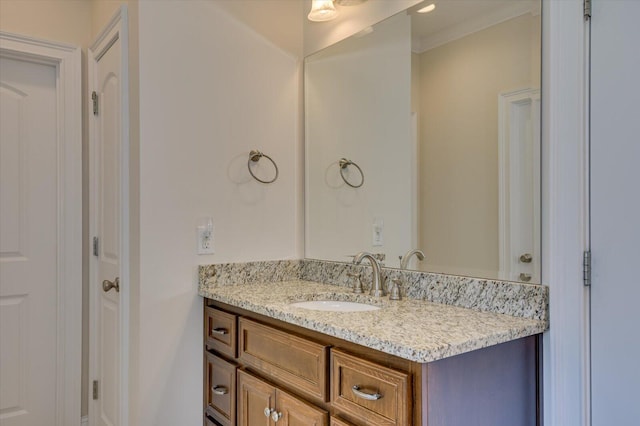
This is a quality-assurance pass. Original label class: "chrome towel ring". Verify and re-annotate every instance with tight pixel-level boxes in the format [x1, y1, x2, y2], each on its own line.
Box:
[248, 150, 278, 184]
[339, 158, 364, 188]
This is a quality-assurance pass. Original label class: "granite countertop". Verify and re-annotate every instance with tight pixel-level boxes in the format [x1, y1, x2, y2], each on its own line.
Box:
[199, 279, 548, 363]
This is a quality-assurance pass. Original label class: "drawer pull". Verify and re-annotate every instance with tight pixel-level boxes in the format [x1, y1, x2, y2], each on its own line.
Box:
[211, 385, 228, 395]
[211, 327, 228, 335]
[351, 385, 383, 401]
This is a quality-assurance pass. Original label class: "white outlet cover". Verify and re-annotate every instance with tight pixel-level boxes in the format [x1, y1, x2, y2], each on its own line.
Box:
[196, 226, 215, 255]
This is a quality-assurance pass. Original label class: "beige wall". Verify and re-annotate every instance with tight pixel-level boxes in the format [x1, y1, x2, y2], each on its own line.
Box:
[0, 0, 92, 46]
[416, 13, 541, 277]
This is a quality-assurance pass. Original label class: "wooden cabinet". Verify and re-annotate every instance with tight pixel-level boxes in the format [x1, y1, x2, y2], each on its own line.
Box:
[204, 351, 237, 426]
[204, 300, 539, 426]
[205, 307, 237, 359]
[330, 416, 356, 426]
[238, 317, 329, 403]
[331, 349, 410, 426]
[238, 370, 328, 426]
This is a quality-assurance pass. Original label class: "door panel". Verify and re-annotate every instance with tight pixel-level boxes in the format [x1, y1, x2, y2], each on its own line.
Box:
[276, 389, 328, 426]
[237, 371, 274, 426]
[92, 33, 122, 426]
[0, 57, 58, 426]
[590, 0, 640, 424]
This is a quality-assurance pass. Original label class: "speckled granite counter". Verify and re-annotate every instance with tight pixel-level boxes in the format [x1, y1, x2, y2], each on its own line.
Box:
[199, 278, 548, 363]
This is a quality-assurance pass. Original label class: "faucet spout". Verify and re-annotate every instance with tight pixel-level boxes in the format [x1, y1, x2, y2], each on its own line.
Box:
[353, 252, 385, 297]
[400, 249, 425, 270]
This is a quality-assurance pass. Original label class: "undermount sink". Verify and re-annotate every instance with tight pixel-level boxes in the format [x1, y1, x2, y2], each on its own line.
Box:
[289, 300, 380, 312]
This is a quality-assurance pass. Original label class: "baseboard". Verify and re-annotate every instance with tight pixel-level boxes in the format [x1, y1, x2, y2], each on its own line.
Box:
[81, 415, 88, 426]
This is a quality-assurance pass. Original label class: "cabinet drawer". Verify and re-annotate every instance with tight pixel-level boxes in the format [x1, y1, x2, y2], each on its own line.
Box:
[331, 416, 356, 426]
[238, 318, 329, 402]
[204, 351, 236, 426]
[204, 415, 218, 426]
[205, 307, 237, 358]
[331, 349, 411, 426]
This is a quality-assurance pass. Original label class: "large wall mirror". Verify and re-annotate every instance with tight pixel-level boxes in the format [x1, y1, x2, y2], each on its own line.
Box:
[305, 0, 541, 283]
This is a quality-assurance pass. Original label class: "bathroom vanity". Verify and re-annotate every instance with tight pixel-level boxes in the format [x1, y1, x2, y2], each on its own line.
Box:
[199, 263, 548, 426]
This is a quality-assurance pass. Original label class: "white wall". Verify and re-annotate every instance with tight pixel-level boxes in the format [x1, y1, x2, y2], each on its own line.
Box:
[136, 1, 300, 424]
[305, 13, 413, 267]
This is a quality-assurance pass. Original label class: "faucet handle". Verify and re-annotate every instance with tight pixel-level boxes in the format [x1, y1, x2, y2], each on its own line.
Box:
[347, 272, 364, 294]
[389, 279, 402, 301]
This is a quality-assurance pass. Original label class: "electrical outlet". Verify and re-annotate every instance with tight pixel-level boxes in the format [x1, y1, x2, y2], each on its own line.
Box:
[197, 225, 215, 255]
[372, 217, 384, 246]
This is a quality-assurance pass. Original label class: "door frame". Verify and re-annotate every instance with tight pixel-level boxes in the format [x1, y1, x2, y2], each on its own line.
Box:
[0, 32, 82, 426]
[88, 6, 130, 426]
[541, 0, 591, 425]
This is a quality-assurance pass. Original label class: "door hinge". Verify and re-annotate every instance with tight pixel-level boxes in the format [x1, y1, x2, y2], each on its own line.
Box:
[92, 91, 99, 115]
[584, 0, 591, 20]
[93, 236, 99, 257]
[93, 380, 99, 400]
[583, 250, 591, 286]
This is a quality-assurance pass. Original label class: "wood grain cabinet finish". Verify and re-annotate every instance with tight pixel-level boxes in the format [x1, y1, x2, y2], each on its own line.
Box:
[330, 416, 357, 426]
[205, 307, 237, 359]
[204, 300, 539, 426]
[204, 351, 237, 426]
[238, 317, 330, 403]
[331, 349, 411, 426]
[238, 370, 328, 426]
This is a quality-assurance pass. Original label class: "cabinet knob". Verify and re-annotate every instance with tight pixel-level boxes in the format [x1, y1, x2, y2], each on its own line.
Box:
[264, 407, 273, 418]
[271, 411, 282, 422]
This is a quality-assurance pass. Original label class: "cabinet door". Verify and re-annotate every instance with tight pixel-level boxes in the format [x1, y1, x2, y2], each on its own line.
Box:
[275, 389, 328, 426]
[237, 370, 275, 426]
[204, 352, 236, 426]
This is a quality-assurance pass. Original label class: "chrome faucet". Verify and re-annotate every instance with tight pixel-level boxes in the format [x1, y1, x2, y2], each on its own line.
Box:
[353, 251, 385, 297]
[399, 249, 425, 270]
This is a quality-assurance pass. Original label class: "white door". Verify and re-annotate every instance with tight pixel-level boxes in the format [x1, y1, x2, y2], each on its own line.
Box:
[1, 32, 81, 426]
[498, 89, 541, 283]
[89, 11, 127, 426]
[0, 53, 59, 426]
[590, 0, 640, 424]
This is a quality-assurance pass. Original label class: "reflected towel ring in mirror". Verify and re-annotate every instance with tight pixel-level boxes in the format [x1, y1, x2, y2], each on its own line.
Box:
[248, 150, 278, 184]
[339, 158, 364, 188]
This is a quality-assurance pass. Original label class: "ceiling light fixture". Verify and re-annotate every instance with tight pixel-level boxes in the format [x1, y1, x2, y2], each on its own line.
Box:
[417, 3, 436, 14]
[308, 0, 338, 22]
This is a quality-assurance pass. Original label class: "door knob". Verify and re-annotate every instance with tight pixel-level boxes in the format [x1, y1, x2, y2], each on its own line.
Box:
[519, 253, 533, 263]
[102, 277, 120, 293]
[519, 273, 532, 282]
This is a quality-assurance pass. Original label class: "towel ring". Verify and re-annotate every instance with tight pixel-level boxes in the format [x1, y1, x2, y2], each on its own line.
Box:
[248, 150, 278, 184]
[339, 158, 364, 188]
